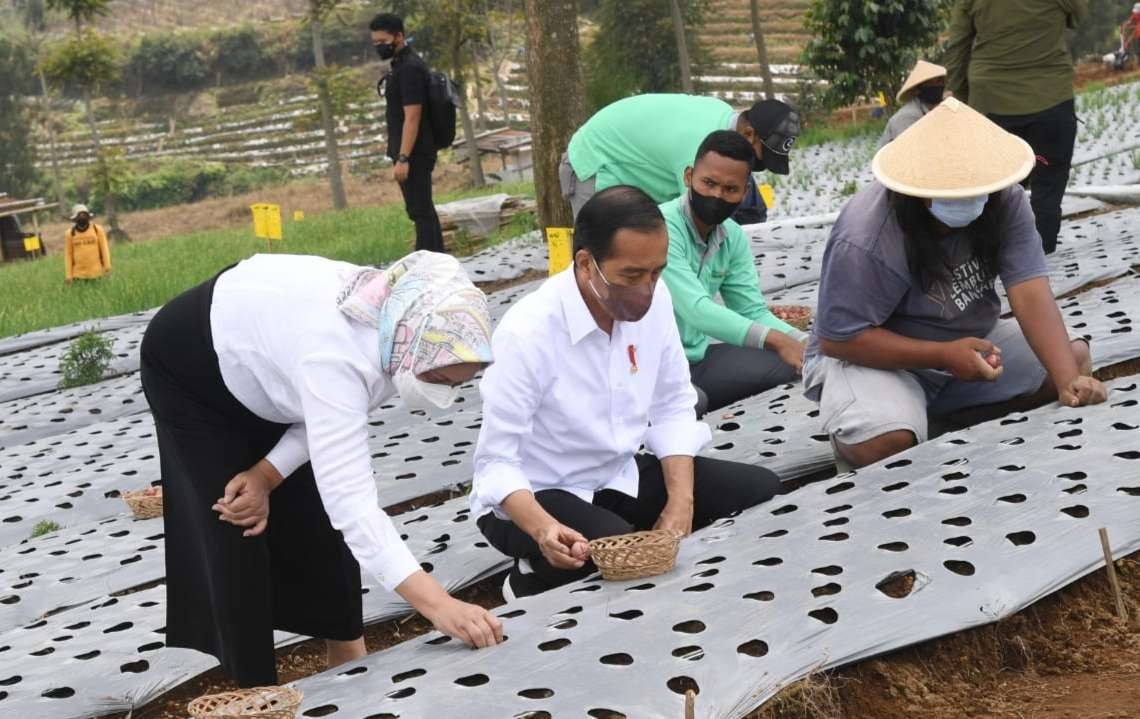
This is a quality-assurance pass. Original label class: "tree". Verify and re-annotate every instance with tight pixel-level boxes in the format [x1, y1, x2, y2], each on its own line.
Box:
[802, 0, 948, 109]
[307, 0, 348, 210]
[40, 33, 128, 237]
[749, 0, 775, 99]
[523, 0, 585, 229]
[42, 0, 128, 238]
[0, 33, 40, 198]
[484, 0, 523, 125]
[584, 0, 708, 111]
[669, 0, 694, 93]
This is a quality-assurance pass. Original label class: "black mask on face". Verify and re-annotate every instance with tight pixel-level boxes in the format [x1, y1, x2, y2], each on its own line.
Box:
[75, 218, 89, 230]
[375, 42, 396, 60]
[917, 84, 945, 107]
[689, 188, 739, 227]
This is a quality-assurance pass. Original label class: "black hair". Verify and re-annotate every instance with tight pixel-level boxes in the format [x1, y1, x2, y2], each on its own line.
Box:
[889, 190, 1004, 291]
[573, 185, 665, 263]
[369, 13, 404, 35]
[694, 129, 755, 166]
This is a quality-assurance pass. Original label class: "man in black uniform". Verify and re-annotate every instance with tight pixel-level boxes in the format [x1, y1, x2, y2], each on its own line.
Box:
[370, 13, 444, 252]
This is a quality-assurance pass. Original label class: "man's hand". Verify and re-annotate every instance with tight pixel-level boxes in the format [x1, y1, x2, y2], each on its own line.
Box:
[393, 160, 410, 184]
[653, 497, 693, 536]
[942, 337, 1003, 382]
[1059, 375, 1107, 408]
[532, 522, 590, 570]
[768, 332, 805, 374]
[213, 465, 273, 537]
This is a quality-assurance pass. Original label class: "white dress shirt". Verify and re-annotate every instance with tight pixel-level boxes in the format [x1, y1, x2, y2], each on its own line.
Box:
[210, 254, 420, 592]
[470, 267, 711, 520]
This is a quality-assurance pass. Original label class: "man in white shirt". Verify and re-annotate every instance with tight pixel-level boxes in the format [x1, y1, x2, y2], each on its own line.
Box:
[470, 186, 783, 598]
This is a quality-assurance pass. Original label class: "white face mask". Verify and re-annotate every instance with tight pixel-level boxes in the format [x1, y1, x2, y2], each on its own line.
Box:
[393, 369, 461, 411]
[928, 195, 988, 228]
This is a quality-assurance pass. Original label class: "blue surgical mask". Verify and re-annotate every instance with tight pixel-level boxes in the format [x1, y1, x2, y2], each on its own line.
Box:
[928, 195, 988, 229]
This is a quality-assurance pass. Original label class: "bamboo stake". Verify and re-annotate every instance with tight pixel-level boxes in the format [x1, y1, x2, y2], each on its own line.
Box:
[684, 689, 696, 719]
[1098, 527, 1128, 622]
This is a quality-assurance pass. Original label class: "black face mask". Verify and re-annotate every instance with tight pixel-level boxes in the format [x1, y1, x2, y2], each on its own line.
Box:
[75, 219, 89, 231]
[375, 42, 396, 60]
[689, 188, 739, 227]
[917, 84, 945, 107]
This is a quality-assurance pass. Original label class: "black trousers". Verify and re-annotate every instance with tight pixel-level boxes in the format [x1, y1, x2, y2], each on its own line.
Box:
[140, 273, 363, 687]
[398, 152, 444, 253]
[989, 99, 1077, 255]
[477, 454, 782, 591]
[690, 343, 798, 417]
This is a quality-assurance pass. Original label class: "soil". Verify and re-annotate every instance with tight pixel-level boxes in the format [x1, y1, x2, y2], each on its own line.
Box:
[750, 554, 1140, 719]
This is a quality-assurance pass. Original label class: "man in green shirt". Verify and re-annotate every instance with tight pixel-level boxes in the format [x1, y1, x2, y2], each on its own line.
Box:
[660, 130, 807, 416]
[561, 95, 799, 219]
[943, 0, 1088, 255]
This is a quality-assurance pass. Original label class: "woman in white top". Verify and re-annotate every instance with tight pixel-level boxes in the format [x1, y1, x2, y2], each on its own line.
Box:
[140, 251, 503, 687]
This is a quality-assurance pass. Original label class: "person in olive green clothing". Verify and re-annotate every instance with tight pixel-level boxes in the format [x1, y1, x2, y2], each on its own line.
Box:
[561, 95, 800, 219]
[943, 0, 1088, 255]
[64, 204, 111, 285]
[660, 131, 807, 417]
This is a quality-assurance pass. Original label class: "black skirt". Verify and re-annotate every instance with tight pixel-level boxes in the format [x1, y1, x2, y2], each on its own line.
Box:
[139, 272, 363, 687]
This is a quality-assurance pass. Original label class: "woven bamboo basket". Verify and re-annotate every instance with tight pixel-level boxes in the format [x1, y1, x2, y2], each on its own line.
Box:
[121, 488, 163, 520]
[770, 304, 814, 332]
[188, 686, 303, 719]
[588, 529, 683, 581]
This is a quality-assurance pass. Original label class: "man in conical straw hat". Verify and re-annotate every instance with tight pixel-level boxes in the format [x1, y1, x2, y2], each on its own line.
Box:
[802, 98, 1106, 469]
[877, 60, 947, 150]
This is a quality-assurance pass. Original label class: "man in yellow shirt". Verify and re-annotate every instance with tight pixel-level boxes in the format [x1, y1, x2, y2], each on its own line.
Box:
[64, 204, 111, 284]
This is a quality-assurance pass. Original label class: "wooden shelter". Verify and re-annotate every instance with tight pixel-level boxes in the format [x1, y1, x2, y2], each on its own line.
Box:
[0, 194, 56, 262]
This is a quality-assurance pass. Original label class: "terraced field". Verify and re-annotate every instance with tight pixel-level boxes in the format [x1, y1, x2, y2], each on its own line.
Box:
[694, 0, 813, 100]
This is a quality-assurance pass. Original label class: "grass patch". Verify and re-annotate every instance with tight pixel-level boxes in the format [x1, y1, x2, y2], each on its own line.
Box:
[0, 182, 532, 338]
[31, 520, 62, 538]
[797, 117, 887, 148]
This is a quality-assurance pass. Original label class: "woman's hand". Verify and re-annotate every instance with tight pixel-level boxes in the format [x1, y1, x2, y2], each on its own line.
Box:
[397, 571, 504, 648]
[423, 596, 504, 648]
[213, 460, 281, 537]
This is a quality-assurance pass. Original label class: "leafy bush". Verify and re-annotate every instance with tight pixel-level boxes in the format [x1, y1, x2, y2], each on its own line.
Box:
[31, 520, 61, 538]
[583, 0, 709, 112]
[802, 0, 949, 110]
[58, 330, 116, 389]
[1070, 0, 1134, 60]
[126, 31, 210, 93]
[209, 25, 271, 84]
[75, 159, 288, 213]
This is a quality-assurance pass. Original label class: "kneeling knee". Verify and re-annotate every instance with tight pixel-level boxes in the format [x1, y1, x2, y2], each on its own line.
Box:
[838, 429, 917, 468]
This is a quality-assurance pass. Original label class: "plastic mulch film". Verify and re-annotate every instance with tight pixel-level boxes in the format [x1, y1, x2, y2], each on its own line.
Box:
[289, 379, 1140, 719]
[0, 324, 146, 404]
[0, 373, 147, 450]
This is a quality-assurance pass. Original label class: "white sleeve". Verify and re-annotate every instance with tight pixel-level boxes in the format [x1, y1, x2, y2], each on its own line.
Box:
[645, 288, 712, 458]
[264, 424, 309, 479]
[471, 327, 545, 514]
[295, 354, 421, 592]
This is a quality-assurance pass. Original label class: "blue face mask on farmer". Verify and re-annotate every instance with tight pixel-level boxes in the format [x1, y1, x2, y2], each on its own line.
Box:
[928, 195, 988, 229]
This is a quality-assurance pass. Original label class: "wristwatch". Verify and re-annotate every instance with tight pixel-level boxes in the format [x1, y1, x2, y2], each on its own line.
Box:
[397, 154, 410, 164]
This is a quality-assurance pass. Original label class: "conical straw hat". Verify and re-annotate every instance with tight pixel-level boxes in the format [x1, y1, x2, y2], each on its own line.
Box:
[896, 60, 947, 103]
[872, 98, 1035, 199]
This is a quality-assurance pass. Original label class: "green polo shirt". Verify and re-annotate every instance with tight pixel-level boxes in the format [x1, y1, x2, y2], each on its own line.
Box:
[943, 0, 1088, 116]
[567, 94, 738, 203]
[659, 195, 805, 364]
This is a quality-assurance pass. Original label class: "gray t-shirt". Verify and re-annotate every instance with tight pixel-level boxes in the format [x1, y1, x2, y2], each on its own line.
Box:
[805, 181, 1047, 373]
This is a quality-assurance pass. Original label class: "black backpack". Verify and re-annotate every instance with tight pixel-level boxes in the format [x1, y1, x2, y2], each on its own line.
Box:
[378, 66, 460, 149]
[426, 70, 460, 149]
